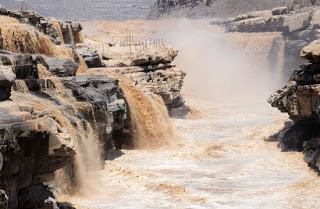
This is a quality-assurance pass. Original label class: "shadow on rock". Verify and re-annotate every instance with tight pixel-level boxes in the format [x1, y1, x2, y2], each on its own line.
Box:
[106, 149, 125, 161]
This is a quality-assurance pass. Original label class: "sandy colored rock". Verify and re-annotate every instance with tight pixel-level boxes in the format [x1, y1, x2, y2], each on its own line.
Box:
[301, 40, 320, 62]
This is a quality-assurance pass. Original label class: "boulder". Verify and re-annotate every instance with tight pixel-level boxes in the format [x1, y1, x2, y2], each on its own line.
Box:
[301, 39, 320, 62]
[284, 11, 312, 32]
[102, 45, 179, 67]
[0, 66, 16, 101]
[41, 57, 79, 77]
[226, 15, 286, 32]
[310, 9, 320, 25]
[272, 7, 291, 15]
[78, 50, 103, 68]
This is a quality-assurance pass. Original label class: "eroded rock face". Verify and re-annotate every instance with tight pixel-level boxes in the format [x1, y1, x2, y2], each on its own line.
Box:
[101, 45, 178, 67]
[0, 66, 15, 101]
[60, 75, 129, 149]
[78, 50, 103, 68]
[0, 47, 130, 208]
[147, 0, 294, 20]
[88, 45, 186, 111]
[0, 101, 76, 209]
[216, 5, 320, 75]
[269, 40, 320, 171]
[0, 6, 82, 46]
[223, 7, 314, 33]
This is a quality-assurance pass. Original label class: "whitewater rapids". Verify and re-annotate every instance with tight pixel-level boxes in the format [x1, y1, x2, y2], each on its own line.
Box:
[58, 94, 320, 209]
[58, 19, 320, 208]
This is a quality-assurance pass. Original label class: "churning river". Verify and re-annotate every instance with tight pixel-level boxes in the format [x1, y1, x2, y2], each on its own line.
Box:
[59, 19, 320, 209]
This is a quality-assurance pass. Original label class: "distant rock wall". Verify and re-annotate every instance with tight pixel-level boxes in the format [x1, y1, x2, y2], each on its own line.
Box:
[212, 6, 320, 75]
[0, 0, 155, 21]
[147, 0, 294, 20]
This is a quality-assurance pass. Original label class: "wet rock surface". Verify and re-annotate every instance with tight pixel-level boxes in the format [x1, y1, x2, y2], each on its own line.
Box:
[0, 60, 130, 208]
[0, 6, 83, 46]
[78, 50, 103, 68]
[0, 4, 187, 209]
[0, 66, 15, 101]
[269, 40, 320, 171]
[0, 34, 130, 209]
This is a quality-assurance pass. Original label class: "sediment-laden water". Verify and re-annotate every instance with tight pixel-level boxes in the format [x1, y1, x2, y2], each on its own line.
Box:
[59, 95, 320, 209]
[55, 19, 320, 209]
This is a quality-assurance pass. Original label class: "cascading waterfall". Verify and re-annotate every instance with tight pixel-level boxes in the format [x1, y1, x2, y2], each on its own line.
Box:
[9, 70, 104, 195]
[0, 16, 87, 71]
[52, 21, 65, 44]
[109, 74, 173, 149]
[0, 17, 173, 201]
[12, 80, 29, 93]
[67, 23, 75, 46]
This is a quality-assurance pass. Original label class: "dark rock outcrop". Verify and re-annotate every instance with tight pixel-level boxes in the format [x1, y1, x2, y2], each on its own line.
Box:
[269, 40, 320, 171]
[41, 57, 79, 77]
[77, 50, 103, 68]
[0, 48, 130, 208]
[0, 102, 76, 209]
[0, 66, 15, 101]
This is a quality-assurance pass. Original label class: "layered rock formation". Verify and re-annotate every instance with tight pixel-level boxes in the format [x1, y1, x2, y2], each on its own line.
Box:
[0, 5, 130, 209]
[269, 40, 320, 170]
[0, 48, 129, 208]
[212, 5, 320, 75]
[80, 45, 187, 111]
[147, 0, 294, 20]
[0, 4, 186, 208]
[0, 5, 82, 45]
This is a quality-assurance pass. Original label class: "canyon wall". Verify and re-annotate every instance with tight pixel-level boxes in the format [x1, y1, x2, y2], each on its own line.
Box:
[210, 5, 320, 76]
[147, 0, 295, 20]
[0, 5, 186, 209]
[0, 0, 155, 21]
[269, 40, 320, 171]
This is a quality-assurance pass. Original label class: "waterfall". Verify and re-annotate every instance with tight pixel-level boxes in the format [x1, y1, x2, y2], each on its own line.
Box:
[113, 74, 173, 149]
[67, 23, 75, 46]
[12, 80, 29, 93]
[52, 21, 65, 44]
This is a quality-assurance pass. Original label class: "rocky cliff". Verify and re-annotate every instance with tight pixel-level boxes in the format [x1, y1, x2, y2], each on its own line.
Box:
[0, 46, 129, 208]
[147, 0, 295, 20]
[0, 5, 83, 46]
[269, 40, 320, 171]
[210, 5, 320, 76]
[0, 4, 186, 209]
[76, 44, 186, 112]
